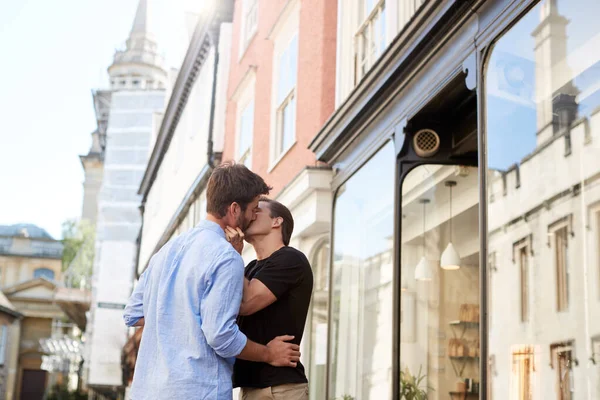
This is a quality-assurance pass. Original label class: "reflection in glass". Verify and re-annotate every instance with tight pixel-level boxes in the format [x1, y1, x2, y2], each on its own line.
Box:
[329, 142, 394, 400]
[400, 165, 480, 400]
[308, 240, 329, 400]
[486, 1, 600, 398]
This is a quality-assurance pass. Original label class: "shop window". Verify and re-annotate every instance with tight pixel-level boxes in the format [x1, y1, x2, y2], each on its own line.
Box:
[329, 142, 394, 399]
[485, 1, 600, 398]
[307, 240, 329, 400]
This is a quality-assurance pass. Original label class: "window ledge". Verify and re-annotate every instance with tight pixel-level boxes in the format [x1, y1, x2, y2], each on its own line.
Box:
[268, 141, 297, 173]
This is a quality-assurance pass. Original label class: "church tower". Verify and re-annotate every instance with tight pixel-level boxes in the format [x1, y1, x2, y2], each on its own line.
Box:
[108, 0, 167, 90]
[83, 0, 167, 395]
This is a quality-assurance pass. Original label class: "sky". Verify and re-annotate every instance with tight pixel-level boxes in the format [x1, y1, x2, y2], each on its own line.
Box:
[0, 0, 203, 239]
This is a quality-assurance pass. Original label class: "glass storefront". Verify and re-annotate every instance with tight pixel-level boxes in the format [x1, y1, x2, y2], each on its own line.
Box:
[486, 0, 600, 399]
[321, 1, 600, 399]
[308, 240, 330, 400]
[400, 165, 480, 399]
[329, 142, 395, 400]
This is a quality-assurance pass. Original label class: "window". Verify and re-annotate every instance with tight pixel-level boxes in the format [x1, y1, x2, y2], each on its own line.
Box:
[511, 346, 535, 400]
[240, 0, 258, 54]
[0, 325, 7, 365]
[354, 0, 386, 83]
[34, 267, 55, 281]
[274, 35, 298, 161]
[308, 240, 330, 400]
[513, 237, 531, 322]
[551, 342, 574, 400]
[485, 2, 600, 399]
[330, 142, 394, 400]
[238, 100, 254, 168]
[551, 223, 570, 312]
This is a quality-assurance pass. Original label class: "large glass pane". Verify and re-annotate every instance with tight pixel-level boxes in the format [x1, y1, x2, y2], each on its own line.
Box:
[330, 142, 395, 400]
[400, 165, 480, 400]
[308, 240, 329, 400]
[486, 1, 600, 399]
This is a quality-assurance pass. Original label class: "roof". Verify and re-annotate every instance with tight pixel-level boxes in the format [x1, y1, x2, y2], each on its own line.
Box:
[3, 277, 58, 296]
[0, 223, 55, 240]
[0, 290, 21, 318]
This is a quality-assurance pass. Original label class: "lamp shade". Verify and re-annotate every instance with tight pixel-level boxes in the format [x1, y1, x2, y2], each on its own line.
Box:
[415, 256, 433, 281]
[441, 242, 461, 270]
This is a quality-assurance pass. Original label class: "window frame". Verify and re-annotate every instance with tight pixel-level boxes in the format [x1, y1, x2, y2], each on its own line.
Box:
[0, 325, 7, 366]
[548, 217, 573, 313]
[513, 235, 533, 323]
[271, 32, 299, 168]
[550, 341, 575, 400]
[237, 99, 255, 169]
[239, 0, 258, 58]
[354, 0, 386, 84]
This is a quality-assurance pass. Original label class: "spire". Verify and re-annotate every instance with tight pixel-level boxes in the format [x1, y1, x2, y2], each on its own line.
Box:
[125, 0, 157, 53]
[130, 0, 153, 41]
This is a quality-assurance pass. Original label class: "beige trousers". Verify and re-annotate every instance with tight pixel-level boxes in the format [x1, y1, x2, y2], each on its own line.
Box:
[239, 383, 309, 400]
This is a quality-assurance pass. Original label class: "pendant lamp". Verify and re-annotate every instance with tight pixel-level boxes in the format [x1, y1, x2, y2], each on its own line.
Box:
[441, 181, 461, 270]
[415, 199, 433, 281]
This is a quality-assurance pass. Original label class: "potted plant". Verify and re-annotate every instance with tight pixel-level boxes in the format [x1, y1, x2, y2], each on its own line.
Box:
[400, 366, 430, 400]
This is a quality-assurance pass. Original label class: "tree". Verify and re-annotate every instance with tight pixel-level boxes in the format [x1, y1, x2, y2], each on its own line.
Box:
[61, 219, 95, 289]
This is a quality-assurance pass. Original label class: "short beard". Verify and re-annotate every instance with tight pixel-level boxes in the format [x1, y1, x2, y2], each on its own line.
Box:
[236, 212, 248, 232]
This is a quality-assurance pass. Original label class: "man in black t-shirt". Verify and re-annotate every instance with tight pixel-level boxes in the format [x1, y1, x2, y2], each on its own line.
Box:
[225, 198, 313, 400]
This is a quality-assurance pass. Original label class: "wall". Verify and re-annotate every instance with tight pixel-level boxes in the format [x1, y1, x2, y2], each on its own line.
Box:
[87, 89, 165, 388]
[223, 0, 337, 196]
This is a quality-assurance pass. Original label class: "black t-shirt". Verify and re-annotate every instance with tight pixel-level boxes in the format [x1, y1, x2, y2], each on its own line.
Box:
[233, 246, 314, 388]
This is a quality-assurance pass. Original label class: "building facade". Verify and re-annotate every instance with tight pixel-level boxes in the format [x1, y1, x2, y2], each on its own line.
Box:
[0, 223, 64, 400]
[307, 0, 600, 399]
[0, 291, 21, 400]
[222, 2, 337, 395]
[83, 1, 167, 397]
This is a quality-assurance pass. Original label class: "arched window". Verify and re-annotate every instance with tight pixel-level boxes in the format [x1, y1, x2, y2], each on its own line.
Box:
[34, 268, 55, 281]
[307, 239, 330, 400]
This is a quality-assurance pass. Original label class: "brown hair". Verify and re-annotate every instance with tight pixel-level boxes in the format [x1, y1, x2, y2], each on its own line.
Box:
[260, 197, 294, 246]
[207, 162, 272, 217]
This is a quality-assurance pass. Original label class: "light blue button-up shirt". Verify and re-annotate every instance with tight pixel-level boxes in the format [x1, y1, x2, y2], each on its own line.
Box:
[123, 220, 248, 399]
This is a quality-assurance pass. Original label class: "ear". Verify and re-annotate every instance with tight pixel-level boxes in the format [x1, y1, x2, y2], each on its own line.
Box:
[229, 202, 241, 217]
[272, 216, 283, 228]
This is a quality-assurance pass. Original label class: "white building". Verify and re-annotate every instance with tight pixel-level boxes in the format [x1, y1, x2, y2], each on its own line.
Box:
[83, 1, 167, 398]
[121, 1, 235, 391]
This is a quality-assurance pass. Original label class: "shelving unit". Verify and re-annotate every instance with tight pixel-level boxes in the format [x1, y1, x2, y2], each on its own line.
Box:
[448, 320, 479, 377]
[449, 320, 479, 339]
[449, 391, 478, 399]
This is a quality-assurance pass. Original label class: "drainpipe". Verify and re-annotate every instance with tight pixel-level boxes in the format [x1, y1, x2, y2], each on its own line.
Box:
[207, 28, 221, 168]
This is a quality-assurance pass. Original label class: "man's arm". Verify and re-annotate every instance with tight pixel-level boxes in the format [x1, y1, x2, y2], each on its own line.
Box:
[123, 267, 149, 327]
[240, 252, 306, 316]
[201, 251, 299, 366]
[239, 277, 277, 316]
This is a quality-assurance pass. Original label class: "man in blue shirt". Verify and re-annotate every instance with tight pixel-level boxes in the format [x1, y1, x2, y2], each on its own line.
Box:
[123, 162, 301, 399]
